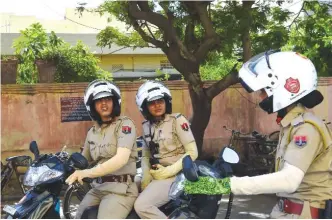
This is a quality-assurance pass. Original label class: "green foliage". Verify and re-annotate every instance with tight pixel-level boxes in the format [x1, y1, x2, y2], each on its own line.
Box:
[211, 1, 291, 58]
[93, 1, 293, 81]
[250, 6, 291, 54]
[12, 23, 111, 83]
[13, 23, 48, 83]
[154, 69, 171, 81]
[0, 55, 16, 61]
[55, 41, 112, 82]
[87, 0, 330, 80]
[97, 26, 147, 49]
[200, 52, 240, 80]
[184, 177, 231, 195]
[282, 1, 332, 76]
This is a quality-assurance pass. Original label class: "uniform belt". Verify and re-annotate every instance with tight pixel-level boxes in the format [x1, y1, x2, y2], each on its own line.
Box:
[278, 198, 324, 219]
[98, 175, 134, 183]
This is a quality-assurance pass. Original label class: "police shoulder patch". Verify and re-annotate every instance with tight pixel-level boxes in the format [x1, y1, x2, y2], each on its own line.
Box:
[181, 122, 189, 131]
[122, 126, 132, 134]
[293, 135, 307, 147]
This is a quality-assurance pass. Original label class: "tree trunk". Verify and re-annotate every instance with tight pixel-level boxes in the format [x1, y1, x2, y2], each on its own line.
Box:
[241, 1, 254, 62]
[188, 85, 212, 159]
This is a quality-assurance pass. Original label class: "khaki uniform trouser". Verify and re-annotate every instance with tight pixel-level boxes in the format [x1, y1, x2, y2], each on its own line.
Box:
[75, 181, 138, 219]
[270, 200, 315, 219]
[134, 177, 175, 219]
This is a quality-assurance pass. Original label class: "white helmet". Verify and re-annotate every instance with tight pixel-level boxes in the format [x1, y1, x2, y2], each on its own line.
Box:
[84, 79, 121, 121]
[136, 81, 172, 119]
[239, 50, 323, 113]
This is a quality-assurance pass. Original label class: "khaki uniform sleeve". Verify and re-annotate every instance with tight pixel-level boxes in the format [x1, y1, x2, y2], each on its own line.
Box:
[175, 115, 195, 146]
[117, 119, 137, 150]
[81, 132, 93, 163]
[142, 138, 151, 158]
[284, 123, 322, 172]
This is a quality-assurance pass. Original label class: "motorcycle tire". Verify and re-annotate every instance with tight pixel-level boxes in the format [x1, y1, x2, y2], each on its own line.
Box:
[63, 183, 90, 219]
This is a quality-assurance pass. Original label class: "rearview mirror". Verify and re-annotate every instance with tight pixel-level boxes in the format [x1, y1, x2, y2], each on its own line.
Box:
[29, 141, 40, 160]
[182, 155, 199, 182]
[221, 147, 239, 164]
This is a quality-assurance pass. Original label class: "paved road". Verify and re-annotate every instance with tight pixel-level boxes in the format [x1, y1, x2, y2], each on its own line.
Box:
[2, 194, 277, 219]
[217, 194, 277, 219]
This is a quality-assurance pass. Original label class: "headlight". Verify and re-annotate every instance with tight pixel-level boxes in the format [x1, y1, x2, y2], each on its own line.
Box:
[23, 165, 63, 187]
[168, 173, 186, 200]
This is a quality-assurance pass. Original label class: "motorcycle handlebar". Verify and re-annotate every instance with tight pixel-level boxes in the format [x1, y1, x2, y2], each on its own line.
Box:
[82, 177, 94, 183]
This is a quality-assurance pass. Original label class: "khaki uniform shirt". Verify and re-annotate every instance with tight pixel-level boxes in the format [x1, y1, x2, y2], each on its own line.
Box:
[82, 116, 138, 176]
[142, 113, 195, 166]
[275, 104, 332, 208]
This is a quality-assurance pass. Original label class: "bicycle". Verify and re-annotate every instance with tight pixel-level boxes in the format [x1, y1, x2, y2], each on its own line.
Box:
[223, 126, 279, 176]
[1, 155, 32, 195]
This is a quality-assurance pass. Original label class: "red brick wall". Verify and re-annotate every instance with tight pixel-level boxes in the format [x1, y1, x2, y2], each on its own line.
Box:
[2, 78, 331, 160]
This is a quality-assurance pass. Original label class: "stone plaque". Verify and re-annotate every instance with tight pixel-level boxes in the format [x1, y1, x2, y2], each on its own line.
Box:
[61, 97, 91, 122]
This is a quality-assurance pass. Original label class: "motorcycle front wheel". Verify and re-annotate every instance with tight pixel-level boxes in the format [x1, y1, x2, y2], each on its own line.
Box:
[63, 183, 90, 219]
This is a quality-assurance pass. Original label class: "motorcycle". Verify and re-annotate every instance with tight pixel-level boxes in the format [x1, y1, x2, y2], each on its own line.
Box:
[79, 146, 240, 219]
[2, 141, 89, 219]
[62, 136, 144, 219]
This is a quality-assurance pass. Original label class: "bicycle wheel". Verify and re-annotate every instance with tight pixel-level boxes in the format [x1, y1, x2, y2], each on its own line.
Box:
[63, 183, 90, 219]
[268, 130, 280, 141]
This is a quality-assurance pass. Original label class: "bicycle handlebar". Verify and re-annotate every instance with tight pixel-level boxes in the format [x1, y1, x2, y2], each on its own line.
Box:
[251, 130, 266, 140]
[223, 125, 251, 136]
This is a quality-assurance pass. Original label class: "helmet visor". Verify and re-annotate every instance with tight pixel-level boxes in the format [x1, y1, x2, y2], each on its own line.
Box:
[239, 50, 280, 92]
[93, 91, 113, 101]
[146, 87, 164, 102]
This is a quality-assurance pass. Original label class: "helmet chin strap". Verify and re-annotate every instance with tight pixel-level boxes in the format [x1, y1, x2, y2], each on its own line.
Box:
[276, 108, 288, 125]
[149, 114, 165, 123]
[99, 114, 115, 125]
[101, 119, 113, 124]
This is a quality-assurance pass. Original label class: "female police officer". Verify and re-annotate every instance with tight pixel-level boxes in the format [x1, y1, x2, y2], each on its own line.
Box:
[134, 81, 198, 219]
[185, 51, 332, 219]
[65, 80, 138, 219]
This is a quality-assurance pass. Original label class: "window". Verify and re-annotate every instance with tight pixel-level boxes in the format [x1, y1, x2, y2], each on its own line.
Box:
[111, 64, 124, 72]
[160, 60, 173, 69]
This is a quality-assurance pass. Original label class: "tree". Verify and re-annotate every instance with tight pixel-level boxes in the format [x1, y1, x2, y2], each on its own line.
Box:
[13, 23, 111, 84]
[283, 1, 332, 76]
[85, 1, 291, 157]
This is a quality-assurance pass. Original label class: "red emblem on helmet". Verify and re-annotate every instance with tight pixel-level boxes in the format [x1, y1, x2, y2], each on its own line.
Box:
[284, 77, 300, 93]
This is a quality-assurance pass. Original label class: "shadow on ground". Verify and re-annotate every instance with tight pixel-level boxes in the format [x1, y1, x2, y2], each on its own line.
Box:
[2, 194, 277, 219]
[218, 194, 277, 219]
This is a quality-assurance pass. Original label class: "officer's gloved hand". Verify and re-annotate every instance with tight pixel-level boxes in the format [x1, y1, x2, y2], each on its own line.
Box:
[184, 176, 231, 195]
[150, 164, 179, 180]
[66, 170, 90, 185]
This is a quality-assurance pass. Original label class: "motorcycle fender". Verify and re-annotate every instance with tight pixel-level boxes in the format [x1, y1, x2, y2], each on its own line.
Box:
[27, 195, 54, 219]
[10, 190, 51, 218]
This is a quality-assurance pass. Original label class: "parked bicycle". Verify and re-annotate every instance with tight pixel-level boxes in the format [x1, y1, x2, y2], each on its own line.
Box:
[2, 141, 91, 219]
[223, 126, 279, 176]
[1, 155, 32, 195]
